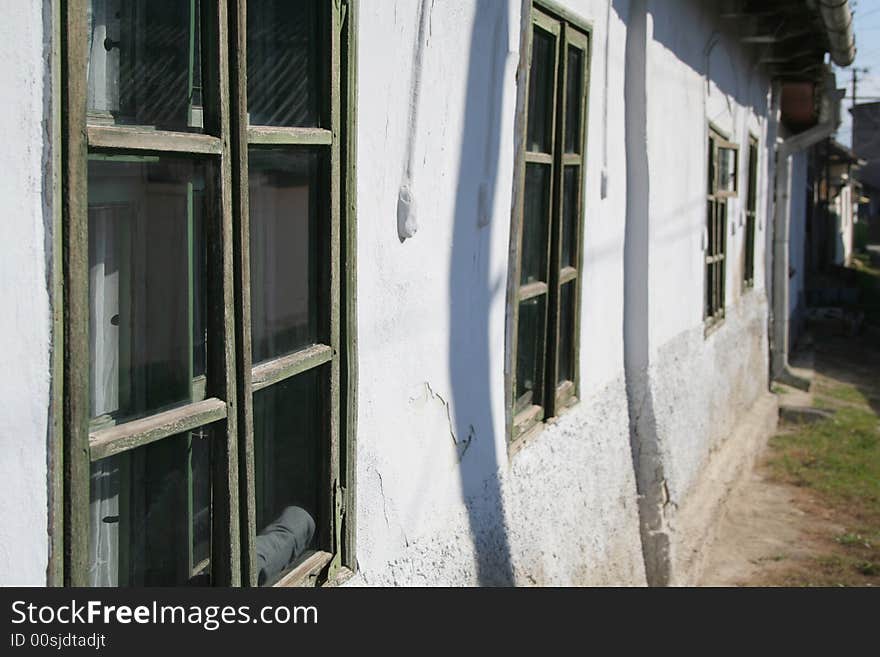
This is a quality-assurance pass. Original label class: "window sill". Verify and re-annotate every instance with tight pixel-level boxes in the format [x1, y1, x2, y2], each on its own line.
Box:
[704, 313, 726, 338]
[508, 383, 580, 458]
[273, 550, 333, 588]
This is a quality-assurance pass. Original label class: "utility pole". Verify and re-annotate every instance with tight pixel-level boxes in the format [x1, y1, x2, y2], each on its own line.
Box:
[852, 67, 870, 107]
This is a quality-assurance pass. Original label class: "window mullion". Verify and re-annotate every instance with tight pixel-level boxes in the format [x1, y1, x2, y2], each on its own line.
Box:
[203, 0, 241, 587]
[545, 20, 565, 420]
[63, 0, 92, 588]
[229, 0, 258, 588]
[328, 0, 344, 576]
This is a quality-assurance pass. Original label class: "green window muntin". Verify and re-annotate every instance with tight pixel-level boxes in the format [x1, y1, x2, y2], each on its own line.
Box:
[508, 2, 591, 446]
[60, 0, 356, 587]
[705, 126, 738, 329]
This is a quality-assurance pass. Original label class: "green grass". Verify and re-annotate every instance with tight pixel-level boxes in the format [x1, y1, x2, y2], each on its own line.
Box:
[820, 382, 871, 406]
[767, 402, 880, 585]
[769, 407, 880, 512]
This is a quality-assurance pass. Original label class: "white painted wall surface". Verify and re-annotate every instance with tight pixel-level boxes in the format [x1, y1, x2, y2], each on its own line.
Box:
[0, 0, 52, 585]
[351, 0, 774, 585]
[640, 0, 773, 506]
[352, 0, 646, 585]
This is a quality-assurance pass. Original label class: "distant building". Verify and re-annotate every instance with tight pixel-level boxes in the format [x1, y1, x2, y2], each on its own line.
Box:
[851, 102, 880, 242]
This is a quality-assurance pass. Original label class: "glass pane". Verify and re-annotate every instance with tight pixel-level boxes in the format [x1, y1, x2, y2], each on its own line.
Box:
[516, 295, 547, 412]
[253, 367, 326, 586]
[247, 0, 324, 127]
[718, 146, 737, 193]
[527, 26, 556, 153]
[564, 46, 584, 154]
[561, 166, 580, 268]
[87, 0, 204, 132]
[558, 281, 576, 384]
[747, 143, 758, 212]
[88, 427, 214, 586]
[88, 155, 210, 424]
[707, 137, 715, 195]
[249, 149, 325, 365]
[521, 164, 551, 286]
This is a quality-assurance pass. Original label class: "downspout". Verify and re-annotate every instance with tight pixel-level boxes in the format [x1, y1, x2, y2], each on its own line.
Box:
[770, 70, 844, 388]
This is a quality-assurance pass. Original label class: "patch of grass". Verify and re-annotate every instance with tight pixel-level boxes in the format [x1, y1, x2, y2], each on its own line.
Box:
[768, 407, 880, 512]
[771, 384, 789, 395]
[765, 400, 880, 586]
[836, 532, 873, 548]
[821, 382, 871, 406]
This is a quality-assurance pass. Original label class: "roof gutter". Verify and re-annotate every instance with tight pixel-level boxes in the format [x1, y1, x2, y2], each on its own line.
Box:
[816, 0, 856, 67]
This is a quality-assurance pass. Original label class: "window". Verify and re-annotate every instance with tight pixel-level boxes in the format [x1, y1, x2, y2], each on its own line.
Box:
[508, 4, 590, 444]
[705, 127, 738, 327]
[743, 136, 758, 288]
[61, 0, 355, 587]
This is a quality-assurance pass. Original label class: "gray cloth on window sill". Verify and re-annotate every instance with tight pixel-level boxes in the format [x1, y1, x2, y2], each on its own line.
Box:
[255, 506, 316, 586]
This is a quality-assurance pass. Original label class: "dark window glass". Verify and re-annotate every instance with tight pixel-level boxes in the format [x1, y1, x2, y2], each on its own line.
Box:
[88, 427, 214, 586]
[86, 0, 204, 132]
[88, 156, 211, 424]
[527, 27, 556, 153]
[516, 295, 547, 412]
[253, 368, 326, 586]
[747, 143, 758, 212]
[558, 281, 576, 384]
[561, 166, 579, 268]
[707, 137, 715, 195]
[521, 164, 551, 286]
[249, 149, 326, 364]
[564, 46, 583, 154]
[247, 0, 324, 127]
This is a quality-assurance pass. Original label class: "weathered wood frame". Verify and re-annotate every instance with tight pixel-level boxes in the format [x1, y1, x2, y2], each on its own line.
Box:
[507, 1, 591, 451]
[705, 125, 738, 331]
[58, 0, 357, 587]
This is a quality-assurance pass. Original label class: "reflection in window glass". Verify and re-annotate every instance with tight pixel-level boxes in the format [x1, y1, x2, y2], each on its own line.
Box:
[516, 295, 546, 412]
[527, 26, 556, 153]
[565, 46, 583, 154]
[253, 368, 325, 585]
[558, 282, 576, 384]
[86, 0, 204, 131]
[88, 427, 213, 586]
[521, 164, 551, 286]
[247, 0, 324, 127]
[249, 149, 325, 365]
[561, 166, 579, 268]
[717, 146, 737, 194]
[88, 155, 210, 425]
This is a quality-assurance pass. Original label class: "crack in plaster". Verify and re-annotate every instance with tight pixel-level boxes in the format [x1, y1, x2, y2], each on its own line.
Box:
[423, 382, 473, 461]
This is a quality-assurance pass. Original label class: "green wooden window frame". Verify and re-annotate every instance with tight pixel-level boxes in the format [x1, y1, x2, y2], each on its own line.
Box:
[58, 0, 357, 587]
[743, 135, 758, 289]
[507, 2, 591, 447]
[705, 126, 738, 329]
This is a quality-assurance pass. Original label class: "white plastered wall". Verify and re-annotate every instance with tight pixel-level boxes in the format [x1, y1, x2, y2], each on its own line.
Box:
[0, 0, 53, 585]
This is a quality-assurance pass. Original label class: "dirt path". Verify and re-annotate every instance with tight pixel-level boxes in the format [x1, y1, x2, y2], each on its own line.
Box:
[698, 452, 845, 586]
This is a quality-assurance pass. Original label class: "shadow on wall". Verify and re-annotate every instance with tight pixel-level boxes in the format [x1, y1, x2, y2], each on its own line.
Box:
[448, 0, 515, 586]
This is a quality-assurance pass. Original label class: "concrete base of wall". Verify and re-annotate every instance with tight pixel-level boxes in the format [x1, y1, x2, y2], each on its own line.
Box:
[668, 391, 779, 586]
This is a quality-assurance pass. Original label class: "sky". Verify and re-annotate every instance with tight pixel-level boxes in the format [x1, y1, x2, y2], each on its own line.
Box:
[835, 0, 880, 147]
